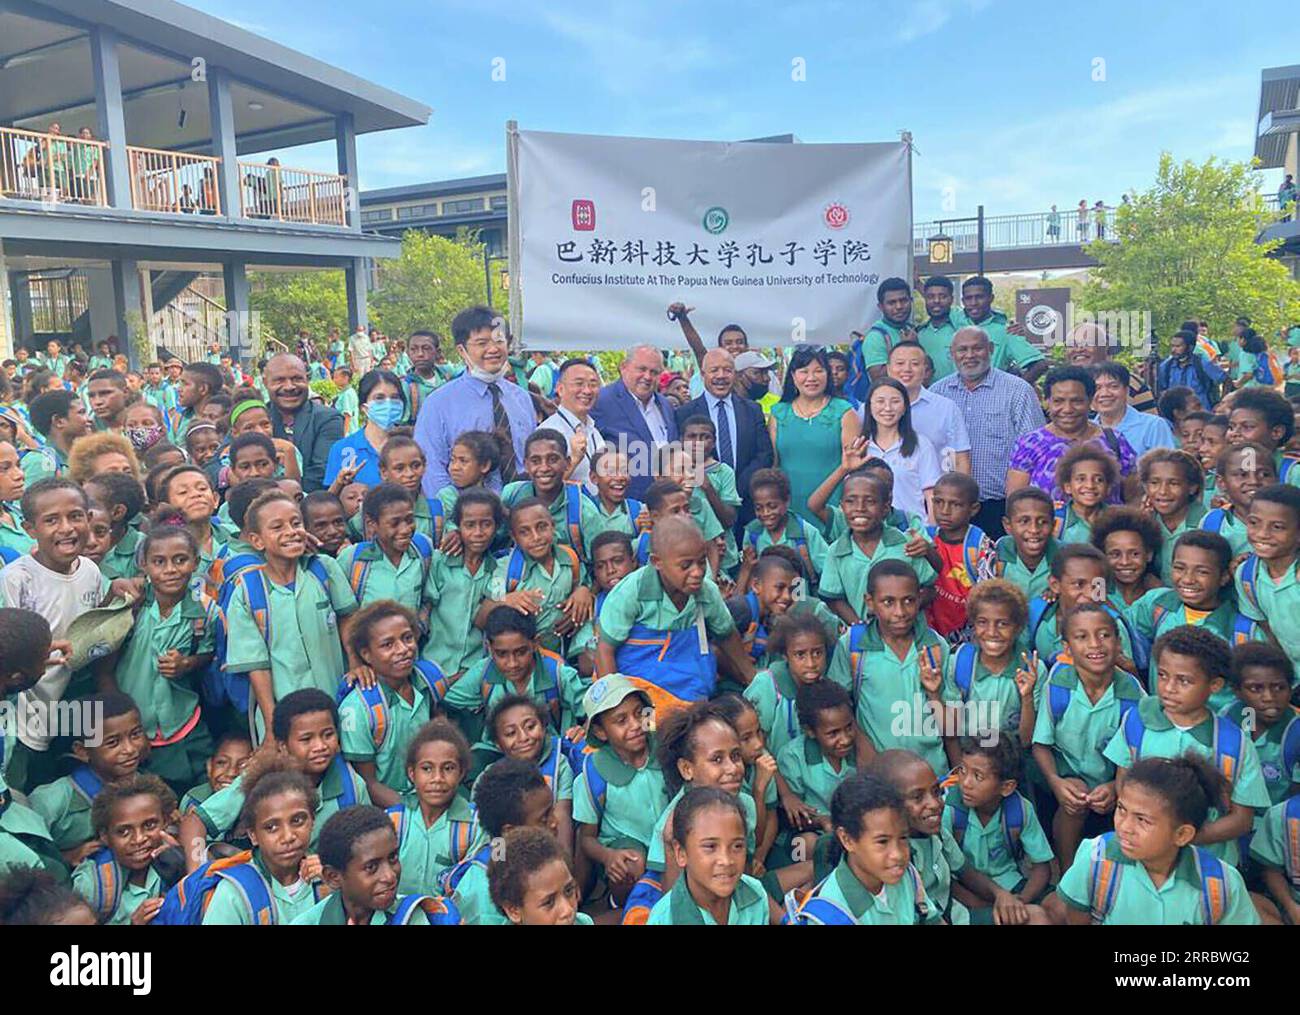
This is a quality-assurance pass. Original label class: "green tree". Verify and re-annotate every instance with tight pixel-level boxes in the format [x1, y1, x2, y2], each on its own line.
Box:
[370, 229, 503, 341]
[1082, 154, 1300, 352]
[249, 270, 348, 348]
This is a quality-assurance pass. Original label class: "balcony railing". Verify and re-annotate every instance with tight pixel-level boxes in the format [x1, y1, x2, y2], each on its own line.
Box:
[128, 146, 221, 215]
[237, 161, 348, 226]
[0, 126, 108, 207]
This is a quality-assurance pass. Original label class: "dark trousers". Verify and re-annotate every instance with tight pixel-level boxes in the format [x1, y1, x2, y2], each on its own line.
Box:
[975, 498, 1007, 540]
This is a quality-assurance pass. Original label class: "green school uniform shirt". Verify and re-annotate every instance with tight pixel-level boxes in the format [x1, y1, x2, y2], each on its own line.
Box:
[1218, 701, 1300, 806]
[98, 526, 143, 579]
[21, 443, 67, 485]
[1155, 504, 1207, 581]
[115, 592, 217, 742]
[1060, 835, 1260, 925]
[703, 462, 742, 570]
[1200, 504, 1251, 558]
[471, 736, 576, 805]
[818, 527, 936, 616]
[393, 793, 479, 895]
[335, 540, 430, 613]
[501, 481, 602, 559]
[1054, 501, 1093, 546]
[645, 871, 770, 925]
[450, 858, 506, 925]
[1249, 799, 1300, 904]
[178, 781, 213, 816]
[745, 513, 830, 580]
[290, 890, 433, 925]
[580, 498, 640, 555]
[1102, 697, 1271, 865]
[29, 773, 98, 850]
[1125, 589, 1265, 694]
[944, 651, 1048, 735]
[992, 536, 1056, 604]
[914, 319, 960, 379]
[827, 618, 954, 775]
[573, 744, 667, 849]
[201, 852, 321, 925]
[776, 735, 856, 817]
[803, 857, 941, 925]
[339, 676, 438, 795]
[222, 555, 358, 702]
[423, 550, 496, 676]
[0, 505, 34, 555]
[72, 861, 163, 925]
[859, 318, 911, 369]
[486, 548, 584, 655]
[743, 661, 805, 758]
[443, 651, 587, 745]
[910, 828, 968, 924]
[596, 564, 737, 648]
[646, 786, 757, 872]
[335, 385, 360, 435]
[0, 798, 59, 875]
[1031, 664, 1146, 788]
[941, 790, 1054, 890]
[193, 758, 371, 847]
[1235, 556, 1300, 675]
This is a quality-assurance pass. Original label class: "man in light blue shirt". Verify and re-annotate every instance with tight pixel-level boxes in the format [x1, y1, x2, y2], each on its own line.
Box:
[415, 305, 535, 495]
[1091, 360, 1174, 460]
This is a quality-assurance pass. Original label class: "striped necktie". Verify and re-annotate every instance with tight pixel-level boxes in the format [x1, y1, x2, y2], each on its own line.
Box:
[488, 382, 518, 482]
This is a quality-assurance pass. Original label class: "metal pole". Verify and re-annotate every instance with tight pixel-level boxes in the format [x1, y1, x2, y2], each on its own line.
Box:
[977, 205, 985, 276]
[484, 247, 493, 308]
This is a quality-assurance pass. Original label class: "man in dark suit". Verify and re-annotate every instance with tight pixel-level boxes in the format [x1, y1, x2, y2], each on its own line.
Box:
[592, 345, 679, 500]
[264, 352, 343, 492]
[674, 348, 773, 524]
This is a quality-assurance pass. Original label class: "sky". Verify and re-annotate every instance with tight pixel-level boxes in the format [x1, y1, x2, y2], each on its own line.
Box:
[188, 0, 1294, 222]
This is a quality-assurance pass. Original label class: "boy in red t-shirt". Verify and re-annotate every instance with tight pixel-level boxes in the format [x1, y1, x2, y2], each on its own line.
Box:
[925, 472, 993, 642]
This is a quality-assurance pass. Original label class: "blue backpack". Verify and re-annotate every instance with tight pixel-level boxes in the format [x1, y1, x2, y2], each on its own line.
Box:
[154, 850, 284, 925]
[388, 893, 461, 925]
[947, 788, 1026, 862]
[1087, 832, 1230, 924]
[345, 534, 434, 603]
[1122, 703, 1244, 784]
[386, 803, 477, 868]
[784, 865, 927, 925]
[925, 524, 986, 579]
[335, 660, 451, 750]
[1043, 661, 1143, 726]
[438, 841, 493, 897]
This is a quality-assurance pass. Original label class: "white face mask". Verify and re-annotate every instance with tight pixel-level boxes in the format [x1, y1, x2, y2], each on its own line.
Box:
[467, 363, 510, 383]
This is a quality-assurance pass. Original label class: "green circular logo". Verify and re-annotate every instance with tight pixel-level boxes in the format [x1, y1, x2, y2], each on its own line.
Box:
[702, 206, 729, 234]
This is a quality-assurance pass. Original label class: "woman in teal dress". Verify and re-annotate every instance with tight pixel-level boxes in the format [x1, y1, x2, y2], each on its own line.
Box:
[767, 346, 860, 526]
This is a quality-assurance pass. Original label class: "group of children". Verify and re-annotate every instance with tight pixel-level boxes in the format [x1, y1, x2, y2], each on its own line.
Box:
[0, 332, 1298, 928]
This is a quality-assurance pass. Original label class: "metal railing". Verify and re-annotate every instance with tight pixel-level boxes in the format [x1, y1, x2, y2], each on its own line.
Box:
[237, 161, 348, 226]
[151, 282, 229, 361]
[0, 126, 108, 206]
[914, 194, 1286, 255]
[127, 146, 221, 215]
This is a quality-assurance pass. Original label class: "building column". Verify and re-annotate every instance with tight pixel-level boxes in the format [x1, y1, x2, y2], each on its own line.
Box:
[336, 112, 360, 231]
[0, 244, 12, 359]
[111, 259, 146, 369]
[345, 259, 368, 332]
[90, 27, 131, 210]
[10, 272, 34, 349]
[207, 67, 241, 219]
[223, 260, 253, 365]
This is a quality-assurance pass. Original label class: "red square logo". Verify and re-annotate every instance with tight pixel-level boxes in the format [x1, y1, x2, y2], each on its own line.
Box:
[571, 199, 595, 231]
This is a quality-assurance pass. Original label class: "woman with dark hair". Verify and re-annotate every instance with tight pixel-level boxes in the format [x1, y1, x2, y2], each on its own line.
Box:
[323, 368, 408, 488]
[767, 345, 860, 524]
[862, 377, 941, 520]
[1232, 327, 1281, 390]
[1004, 365, 1136, 502]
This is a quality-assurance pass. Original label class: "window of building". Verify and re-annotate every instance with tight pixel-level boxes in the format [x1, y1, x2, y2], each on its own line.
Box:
[361, 209, 393, 223]
[441, 198, 485, 215]
[489, 195, 507, 211]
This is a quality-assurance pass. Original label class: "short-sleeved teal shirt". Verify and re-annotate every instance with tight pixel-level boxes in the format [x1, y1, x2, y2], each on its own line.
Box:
[775, 734, 856, 817]
[819, 527, 936, 616]
[572, 744, 667, 850]
[338, 676, 439, 794]
[645, 871, 770, 924]
[941, 789, 1054, 890]
[422, 550, 496, 676]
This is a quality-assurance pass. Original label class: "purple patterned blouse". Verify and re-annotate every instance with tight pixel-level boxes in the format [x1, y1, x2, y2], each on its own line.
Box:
[1007, 426, 1136, 502]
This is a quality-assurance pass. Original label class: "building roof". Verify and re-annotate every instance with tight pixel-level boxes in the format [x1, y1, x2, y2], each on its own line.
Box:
[1255, 65, 1300, 168]
[360, 173, 508, 205]
[4, 0, 430, 153]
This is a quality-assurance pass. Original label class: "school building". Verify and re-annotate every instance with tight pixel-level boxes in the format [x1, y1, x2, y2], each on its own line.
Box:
[0, 0, 430, 366]
[1255, 63, 1300, 270]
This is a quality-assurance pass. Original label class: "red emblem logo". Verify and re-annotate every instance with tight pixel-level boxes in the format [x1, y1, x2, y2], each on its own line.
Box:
[824, 202, 850, 230]
[572, 199, 596, 231]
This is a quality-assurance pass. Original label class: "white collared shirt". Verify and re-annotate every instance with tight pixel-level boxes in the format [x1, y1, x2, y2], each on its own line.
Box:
[540, 407, 606, 492]
[908, 386, 971, 473]
[864, 433, 943, 520]
[637, 393, 670, 444]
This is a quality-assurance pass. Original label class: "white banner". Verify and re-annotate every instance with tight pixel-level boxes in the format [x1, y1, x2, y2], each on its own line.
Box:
[509, 128, 911, 351]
